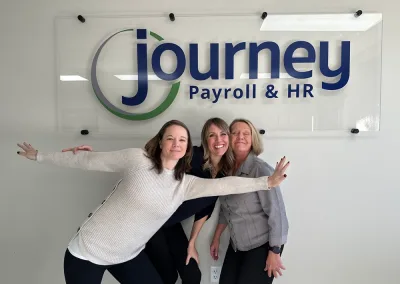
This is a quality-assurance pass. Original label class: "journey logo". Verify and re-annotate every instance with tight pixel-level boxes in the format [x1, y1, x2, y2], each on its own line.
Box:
[91, 29, 180, 121]
[91, 28, 350, 121]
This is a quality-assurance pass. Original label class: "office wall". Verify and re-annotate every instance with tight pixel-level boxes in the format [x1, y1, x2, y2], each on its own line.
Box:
[0, 0, 399, 283]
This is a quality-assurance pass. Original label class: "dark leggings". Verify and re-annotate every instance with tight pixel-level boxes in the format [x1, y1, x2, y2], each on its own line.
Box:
[63, 249, 163, 284]
[145, 223, 202, 284]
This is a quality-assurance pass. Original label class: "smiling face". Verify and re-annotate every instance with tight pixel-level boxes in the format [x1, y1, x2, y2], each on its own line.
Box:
[206, 123, 229, 158]
[160, 124, 189, 161]
[230, 121, 252, 155]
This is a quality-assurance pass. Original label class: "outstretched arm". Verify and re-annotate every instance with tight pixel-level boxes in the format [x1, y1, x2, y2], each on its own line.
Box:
[185, 175, 267, 200]
[184, 157, 289, 201]
[17, 142, 141, 172]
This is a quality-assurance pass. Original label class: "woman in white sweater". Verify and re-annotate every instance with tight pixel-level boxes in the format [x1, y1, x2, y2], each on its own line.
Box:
[16, 119, 289, 284]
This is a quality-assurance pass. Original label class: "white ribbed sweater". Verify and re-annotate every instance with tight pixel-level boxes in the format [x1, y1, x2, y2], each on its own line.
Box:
[37, 148, 268, 265]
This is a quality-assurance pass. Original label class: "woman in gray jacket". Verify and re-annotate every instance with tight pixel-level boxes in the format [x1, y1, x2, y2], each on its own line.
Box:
[210, 118, 289, 284]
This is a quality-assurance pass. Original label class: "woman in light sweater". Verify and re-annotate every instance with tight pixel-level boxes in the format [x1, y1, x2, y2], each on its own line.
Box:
[62, 117, 236, 284]
[16, 119, 289, 284]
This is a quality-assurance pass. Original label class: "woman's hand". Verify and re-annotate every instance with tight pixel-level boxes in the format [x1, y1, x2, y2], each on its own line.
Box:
[265, 251, 286, 278]
[267, 157, 290, 188]
[17, 142, 38, 160]
[186, 242, 200, 265]
[62, 145, 93, 154]
[210, 238, 220, 261]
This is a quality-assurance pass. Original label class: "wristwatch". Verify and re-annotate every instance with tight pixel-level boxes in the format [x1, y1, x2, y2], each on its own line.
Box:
[269, 246, 281, 254]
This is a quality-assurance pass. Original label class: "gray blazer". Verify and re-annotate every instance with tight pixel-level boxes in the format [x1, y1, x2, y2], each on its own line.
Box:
[219, 152, 289, 251]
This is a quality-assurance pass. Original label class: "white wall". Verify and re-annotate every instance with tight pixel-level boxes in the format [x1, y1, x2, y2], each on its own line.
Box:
[1, 0, 399, 284]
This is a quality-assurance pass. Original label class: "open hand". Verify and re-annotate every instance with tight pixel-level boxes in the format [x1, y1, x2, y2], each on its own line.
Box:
[62, 145, 93, 154]
[267, 157, 290, 188]
[17, 142, 38, 160]
[265, 251, 286, 278]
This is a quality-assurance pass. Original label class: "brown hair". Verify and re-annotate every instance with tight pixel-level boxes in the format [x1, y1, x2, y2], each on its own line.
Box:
[229, 118, 264, 156]
[144, 120, 193, 180]
[201, 117, 235, 176]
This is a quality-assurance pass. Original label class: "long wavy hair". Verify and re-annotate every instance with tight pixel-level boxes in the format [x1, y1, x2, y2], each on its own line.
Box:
[144, 120, 193, 180]
[201, 117, 235, 176]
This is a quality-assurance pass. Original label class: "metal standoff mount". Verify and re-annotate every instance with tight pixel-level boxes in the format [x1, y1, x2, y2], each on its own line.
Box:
[354, 10, 362, 17]
[77, 15, 86, 23]
[350, 128, 360, 134]
[80, 129, 89, 135]
[169, 13, 175, 21]
[261, 12, 268, 20]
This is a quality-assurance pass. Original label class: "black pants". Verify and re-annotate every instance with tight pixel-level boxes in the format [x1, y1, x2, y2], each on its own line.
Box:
[220, 242, 284, 284]
[145, 223, 201, 284]
[63, 249, 163, 284]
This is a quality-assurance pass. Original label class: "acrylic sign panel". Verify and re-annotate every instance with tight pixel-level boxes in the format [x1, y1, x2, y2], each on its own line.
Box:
[55, 14, 382, 137]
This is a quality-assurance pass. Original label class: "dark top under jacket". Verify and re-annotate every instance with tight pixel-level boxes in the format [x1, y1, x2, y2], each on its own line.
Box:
[163, 145, 224, 227]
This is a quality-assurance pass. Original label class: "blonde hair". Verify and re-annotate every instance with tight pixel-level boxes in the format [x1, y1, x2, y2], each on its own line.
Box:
[229, 118, 264, 156]
[201, 117, 234, 176]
